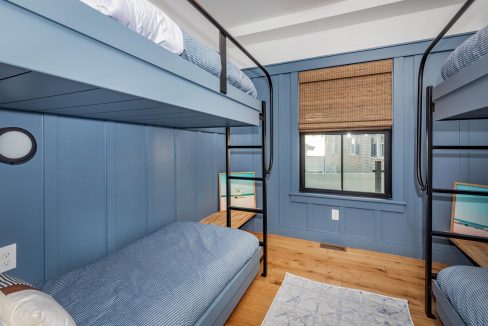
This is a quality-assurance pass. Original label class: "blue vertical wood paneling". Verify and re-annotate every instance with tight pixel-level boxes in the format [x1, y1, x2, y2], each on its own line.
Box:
[147, 127, 176, 233]
[214, 133, 226, 210]
[197, 132, 217, 219]
[53, 116, 107, 276]
[1, 112, 222, 283]
[107, 122, 147, 251]
[175, 130, 198, 221]
[43, 115, 59, 280]
[0, 111, 44, 285]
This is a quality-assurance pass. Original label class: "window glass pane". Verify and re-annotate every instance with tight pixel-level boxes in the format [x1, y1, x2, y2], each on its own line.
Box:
[370, 137, 377, 157]
[304, 134, 342, 191]
[343, 133, 384, 193]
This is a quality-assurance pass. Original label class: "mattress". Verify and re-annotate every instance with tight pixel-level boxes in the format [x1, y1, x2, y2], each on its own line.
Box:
[41, 221, 259, 326]
[437, 265, 488, 326]
[181, 32, 258, 98]
[80, 0, 257, 98]
[441, 24, 488, 80]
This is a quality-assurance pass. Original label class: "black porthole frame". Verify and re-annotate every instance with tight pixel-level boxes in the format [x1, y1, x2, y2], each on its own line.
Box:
[0, 127, 37, 165]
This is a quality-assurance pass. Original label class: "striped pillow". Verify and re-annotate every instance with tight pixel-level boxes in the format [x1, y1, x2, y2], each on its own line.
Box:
[0, 274, 34, 295]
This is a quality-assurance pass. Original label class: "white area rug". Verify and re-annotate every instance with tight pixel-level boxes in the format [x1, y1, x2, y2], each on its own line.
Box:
[262, 273, 413, 326]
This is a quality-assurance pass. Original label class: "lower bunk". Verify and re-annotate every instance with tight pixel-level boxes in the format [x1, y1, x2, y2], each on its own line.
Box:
[433, 266, 488, 326]
[41, 221, 261, 326]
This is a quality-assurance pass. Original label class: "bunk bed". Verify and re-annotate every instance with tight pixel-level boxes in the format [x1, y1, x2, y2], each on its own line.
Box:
[416, 0, 488, 324]
[0, 0, 262, 128]
[0, 0, 274, 324]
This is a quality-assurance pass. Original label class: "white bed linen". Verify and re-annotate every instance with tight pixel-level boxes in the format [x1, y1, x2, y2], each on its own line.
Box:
[81, 0, 184, 54]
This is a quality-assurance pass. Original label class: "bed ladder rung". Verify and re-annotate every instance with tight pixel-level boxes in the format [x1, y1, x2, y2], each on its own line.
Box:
[227, 176, 264, 182]
[228, 145, 263, 149]
[229, 206, 263, 214]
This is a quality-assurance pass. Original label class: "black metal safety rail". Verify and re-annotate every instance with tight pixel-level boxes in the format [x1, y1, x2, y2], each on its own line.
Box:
[187, 0, 274, 176]
[415, 0, 476, 192]
[186, 0, 273, 277]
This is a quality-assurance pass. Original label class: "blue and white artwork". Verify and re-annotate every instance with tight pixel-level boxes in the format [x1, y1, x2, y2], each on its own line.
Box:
[218, 172, 256, 211]
[452, 182, 488, 238]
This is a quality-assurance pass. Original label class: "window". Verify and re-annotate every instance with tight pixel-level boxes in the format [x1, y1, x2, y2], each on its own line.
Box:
[370, 135, 384, 158]
[370, 137, 377, 157]
[349, 135, 360, 155]
[301, 131, 391, 197]
[298, 59, 393, 198]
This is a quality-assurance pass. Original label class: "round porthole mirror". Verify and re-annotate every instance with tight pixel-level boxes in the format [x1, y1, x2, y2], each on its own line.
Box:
[0, 127, 37, 165]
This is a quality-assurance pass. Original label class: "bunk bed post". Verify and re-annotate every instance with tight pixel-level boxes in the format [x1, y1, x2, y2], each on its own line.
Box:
[219, 32, 227, 95]
[424, 86, 435, 319]
[226, 127, 232, 228]
[261, 101, 268, 277]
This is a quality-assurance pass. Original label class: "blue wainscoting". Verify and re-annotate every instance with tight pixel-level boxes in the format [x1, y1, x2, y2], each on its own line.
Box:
[241, 33, 488, 265]
[0, 111, 223, 285]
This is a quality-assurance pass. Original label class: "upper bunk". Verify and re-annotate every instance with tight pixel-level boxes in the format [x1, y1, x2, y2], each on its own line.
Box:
[0, 0, 263, 128]
[432, 25, 488, 121]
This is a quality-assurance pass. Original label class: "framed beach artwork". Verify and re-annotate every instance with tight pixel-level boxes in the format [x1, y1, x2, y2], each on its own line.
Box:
[218, 172, 256, 211]
[451, 182, 488, 238]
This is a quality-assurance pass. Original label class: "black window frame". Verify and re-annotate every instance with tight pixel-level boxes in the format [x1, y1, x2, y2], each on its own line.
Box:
[300, 130, 392, 199]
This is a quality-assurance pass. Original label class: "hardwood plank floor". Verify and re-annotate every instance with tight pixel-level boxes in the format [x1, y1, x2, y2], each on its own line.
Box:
[227, 233, 446, 326]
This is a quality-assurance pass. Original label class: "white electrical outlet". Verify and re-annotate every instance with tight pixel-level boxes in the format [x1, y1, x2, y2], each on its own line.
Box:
[0, 244, 16, 273]
[331, 209, 340, 221]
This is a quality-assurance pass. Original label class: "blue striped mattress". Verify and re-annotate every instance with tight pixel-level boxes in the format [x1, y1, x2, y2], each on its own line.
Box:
[180, 32, 258, 98]
[441, 25, 488, 80]
[41, 221, 259, 326]
[437, 265, 488, 326]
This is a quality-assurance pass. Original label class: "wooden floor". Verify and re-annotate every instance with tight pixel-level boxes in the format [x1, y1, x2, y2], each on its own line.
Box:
[226, 233, 446, 326]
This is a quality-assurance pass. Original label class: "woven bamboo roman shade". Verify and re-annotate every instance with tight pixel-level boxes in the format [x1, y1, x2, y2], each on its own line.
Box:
[299, 59, 392, 132]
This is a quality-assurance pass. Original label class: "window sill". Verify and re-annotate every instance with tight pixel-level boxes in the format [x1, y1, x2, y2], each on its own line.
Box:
[289, 192, 406, 213]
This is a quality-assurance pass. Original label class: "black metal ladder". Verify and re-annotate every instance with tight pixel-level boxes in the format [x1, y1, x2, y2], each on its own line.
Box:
[225, 102, 269, 277]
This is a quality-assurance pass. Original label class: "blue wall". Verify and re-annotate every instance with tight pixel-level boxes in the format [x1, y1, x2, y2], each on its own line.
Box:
[241, 33, 488, 265]
[0, 110, 224, 285]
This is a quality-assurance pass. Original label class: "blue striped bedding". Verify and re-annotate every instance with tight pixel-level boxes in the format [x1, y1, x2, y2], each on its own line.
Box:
[437, 265, 488, 326]
[441, 24, 488, 80]
[41, 221, 259, 326]
[180, 32, 258, 98]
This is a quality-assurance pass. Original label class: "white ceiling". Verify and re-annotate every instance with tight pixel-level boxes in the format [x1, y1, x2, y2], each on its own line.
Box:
[150, 0, 488, 67]
[193, 0, 338, 27]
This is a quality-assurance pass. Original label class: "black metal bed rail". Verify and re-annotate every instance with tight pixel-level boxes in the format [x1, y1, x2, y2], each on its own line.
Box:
[228, 176, 265, 182]
[432, 188, 488, 197]
[432, 230, 488, 243]
[187, 0, 274, 176]
[433, 145, 488, 150]
[415, 0, 476, 192]
[419, 0, 481, 319]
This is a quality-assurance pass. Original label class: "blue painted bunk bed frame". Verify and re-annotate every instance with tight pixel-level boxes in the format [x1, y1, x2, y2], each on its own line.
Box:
[0, 0, 268, 128]
[0, 0, 274, 324]
[416, 0, 488, 324]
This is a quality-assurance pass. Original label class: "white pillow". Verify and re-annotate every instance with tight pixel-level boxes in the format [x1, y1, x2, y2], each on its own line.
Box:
[80, 0, 184, 54]
[0, 290, 75, 326]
